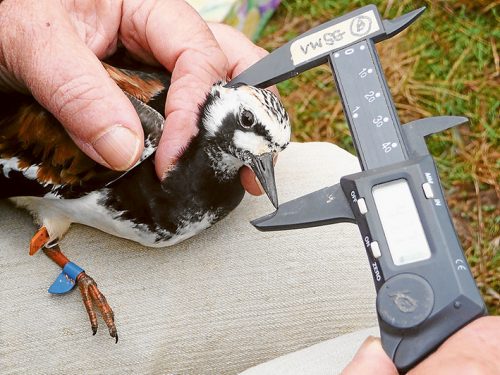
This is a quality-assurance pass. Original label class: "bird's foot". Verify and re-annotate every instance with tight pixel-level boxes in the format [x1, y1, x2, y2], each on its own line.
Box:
[30, 226, 118, 342]
[77, 272, 118, 343]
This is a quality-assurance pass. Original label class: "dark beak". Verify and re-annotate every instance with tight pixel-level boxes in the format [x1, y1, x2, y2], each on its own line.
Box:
[249, 152, 278, 209]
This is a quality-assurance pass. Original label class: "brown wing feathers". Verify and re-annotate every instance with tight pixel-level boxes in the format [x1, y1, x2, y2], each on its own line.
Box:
[104, 64, 166, 104]
[0, 63, 169, 198]
[0, 99, 97, 186]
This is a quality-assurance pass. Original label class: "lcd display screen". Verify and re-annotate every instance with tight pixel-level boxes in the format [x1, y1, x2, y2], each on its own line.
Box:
[372, 179, 431, 265]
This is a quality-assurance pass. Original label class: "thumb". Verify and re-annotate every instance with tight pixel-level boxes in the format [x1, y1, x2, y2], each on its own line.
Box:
[6, 2, 143, 170]
[342, 336, 398, 375]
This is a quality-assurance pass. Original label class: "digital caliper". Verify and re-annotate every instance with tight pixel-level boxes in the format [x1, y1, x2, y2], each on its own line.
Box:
[227, 5, 487, 373]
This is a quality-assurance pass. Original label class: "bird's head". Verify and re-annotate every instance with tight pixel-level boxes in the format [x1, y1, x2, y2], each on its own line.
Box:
[199, 82, 291, 208]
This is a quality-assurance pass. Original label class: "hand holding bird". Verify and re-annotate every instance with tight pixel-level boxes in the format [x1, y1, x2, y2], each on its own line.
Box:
[0, 0, 290, 342]
[0, 0, 272, 192]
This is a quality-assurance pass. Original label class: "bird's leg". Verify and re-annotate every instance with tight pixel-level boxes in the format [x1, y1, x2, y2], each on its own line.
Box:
[30, 227, 118, 342]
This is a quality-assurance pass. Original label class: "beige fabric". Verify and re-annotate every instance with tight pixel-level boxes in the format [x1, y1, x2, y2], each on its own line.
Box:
[240, 326, 379, 375]
[0, 142, 377, 374]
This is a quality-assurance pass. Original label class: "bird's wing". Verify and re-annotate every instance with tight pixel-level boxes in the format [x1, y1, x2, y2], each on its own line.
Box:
[0, 64, 169, 199]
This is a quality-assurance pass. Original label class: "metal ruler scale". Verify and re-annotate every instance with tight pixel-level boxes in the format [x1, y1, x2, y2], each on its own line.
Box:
[227, 5, 487, 373]
[329, 39, 408, 169]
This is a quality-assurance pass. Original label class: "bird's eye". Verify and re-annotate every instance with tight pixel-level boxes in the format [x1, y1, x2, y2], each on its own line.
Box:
[239, 109, 255, 128]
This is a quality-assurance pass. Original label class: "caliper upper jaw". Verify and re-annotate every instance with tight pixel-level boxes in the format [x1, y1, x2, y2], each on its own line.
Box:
[224, 35, 325, 89]
[226, 6, 426, 90]
[374, 7, 426, 43]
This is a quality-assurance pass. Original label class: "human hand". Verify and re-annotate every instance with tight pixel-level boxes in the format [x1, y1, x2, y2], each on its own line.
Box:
[0, 0, 270, 194]
[342, 316, 500, 374]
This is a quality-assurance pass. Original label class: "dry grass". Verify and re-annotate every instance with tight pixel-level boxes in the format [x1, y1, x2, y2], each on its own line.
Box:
[260, 0, 499, 313]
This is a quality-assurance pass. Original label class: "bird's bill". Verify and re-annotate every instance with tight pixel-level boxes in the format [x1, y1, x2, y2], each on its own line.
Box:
[249, 152, 278, 209]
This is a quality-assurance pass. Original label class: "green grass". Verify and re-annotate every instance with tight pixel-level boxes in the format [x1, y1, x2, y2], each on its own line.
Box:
[259, 0, 499, 314]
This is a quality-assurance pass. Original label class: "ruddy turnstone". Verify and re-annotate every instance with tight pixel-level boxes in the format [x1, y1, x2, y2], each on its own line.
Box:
[0, 61, 290, 342]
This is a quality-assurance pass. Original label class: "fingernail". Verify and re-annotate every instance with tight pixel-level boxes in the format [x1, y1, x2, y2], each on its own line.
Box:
[356, 336, 382, 357]
[363, 336, 378, 348]
[92, 126, 140, 170]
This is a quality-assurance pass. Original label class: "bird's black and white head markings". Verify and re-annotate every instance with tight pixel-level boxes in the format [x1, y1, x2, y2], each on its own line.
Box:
[201, 83, 290, 156]
[198, 82, 291, 207]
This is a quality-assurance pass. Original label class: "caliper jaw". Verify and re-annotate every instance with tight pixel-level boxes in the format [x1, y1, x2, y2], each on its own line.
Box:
[252, 183, 355, 231]
[252, 116, 470, 231]
[374, 7, 426, 43]
[226, 5, 426, 89]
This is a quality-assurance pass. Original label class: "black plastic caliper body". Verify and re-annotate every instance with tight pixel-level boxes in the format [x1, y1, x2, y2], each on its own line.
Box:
[226, 4, 486, 373]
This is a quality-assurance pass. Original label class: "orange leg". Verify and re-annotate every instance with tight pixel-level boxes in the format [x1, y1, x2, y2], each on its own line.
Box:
[32, 227, 118, 342]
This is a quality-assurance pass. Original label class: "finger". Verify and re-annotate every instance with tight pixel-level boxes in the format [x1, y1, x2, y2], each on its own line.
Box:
[240, 154, 279, 195]
[1, 1, 143, 170]
[342, 336, 398, 375]
[152, 110, 196, 176]
[240, 166, 264, 196]
[120, 0, 228, 179]
[208, 23, 280, 96]
[154, 67, 216, 178]
[410, 316, 500, 374]
[60, 0, 121, 60]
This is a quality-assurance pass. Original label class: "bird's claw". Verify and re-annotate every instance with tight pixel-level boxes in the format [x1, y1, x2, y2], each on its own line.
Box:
[76, 272, 118, 343]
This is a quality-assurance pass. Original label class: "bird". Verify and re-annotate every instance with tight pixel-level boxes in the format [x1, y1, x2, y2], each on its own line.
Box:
[0, 55, 291, 343]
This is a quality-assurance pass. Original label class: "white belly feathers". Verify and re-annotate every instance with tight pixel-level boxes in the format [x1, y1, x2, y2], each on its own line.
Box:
[11, 190, 216, 248]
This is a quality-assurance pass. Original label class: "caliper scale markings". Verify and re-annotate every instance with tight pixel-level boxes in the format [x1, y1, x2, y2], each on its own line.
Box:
[330, 40, 407, 170]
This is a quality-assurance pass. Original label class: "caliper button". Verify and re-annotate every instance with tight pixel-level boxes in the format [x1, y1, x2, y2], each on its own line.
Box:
[371, 241, 382, 258]
[357, 198, 368, 214]
[422, 182, 434, 199]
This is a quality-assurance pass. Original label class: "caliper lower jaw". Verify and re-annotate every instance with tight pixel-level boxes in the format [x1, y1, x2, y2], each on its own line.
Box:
[252, 116, 469, 232]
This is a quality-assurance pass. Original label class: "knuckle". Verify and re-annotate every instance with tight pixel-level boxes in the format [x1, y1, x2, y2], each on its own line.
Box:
[254, 46, 269, 59]
[49, 74, 105, 119]
[120, 0, 154, 48]
[177, 48, 228, 84]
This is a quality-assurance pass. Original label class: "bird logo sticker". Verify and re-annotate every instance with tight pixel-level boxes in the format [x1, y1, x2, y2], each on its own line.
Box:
[389, 291, 418, 313]
[350, 15, 372, 37]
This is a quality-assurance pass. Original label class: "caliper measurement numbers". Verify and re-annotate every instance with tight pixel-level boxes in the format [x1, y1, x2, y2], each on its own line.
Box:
[364, 90, 381, 103]
[332, 38, 406, 169]
[373, 115, 389, 127]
